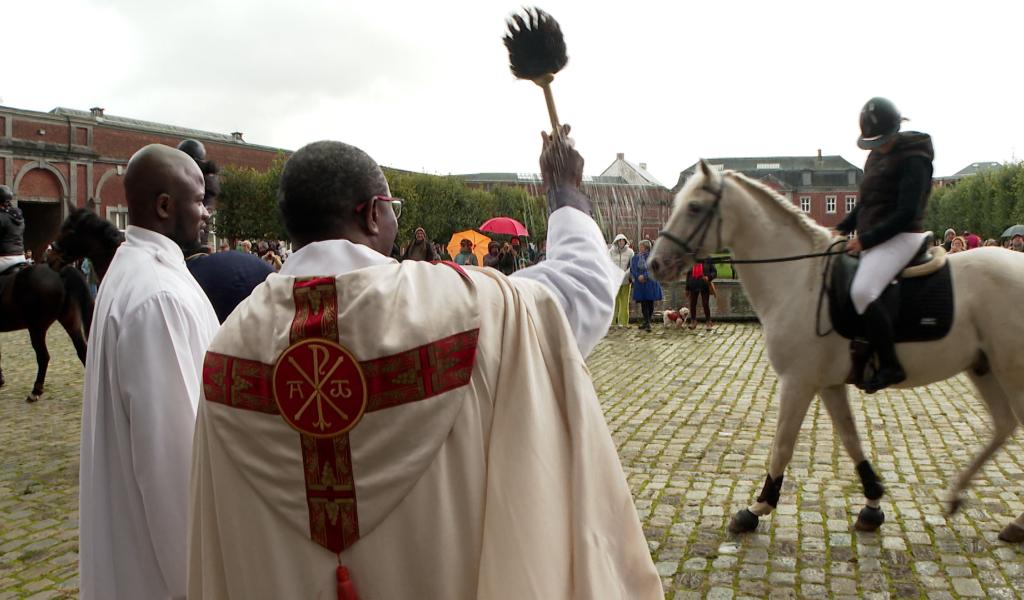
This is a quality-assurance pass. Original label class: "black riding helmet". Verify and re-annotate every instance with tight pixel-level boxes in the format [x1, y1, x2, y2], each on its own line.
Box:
[857, 97, 904, 150]
[0, 185, 12, 204]
[177, 138, 208, 162]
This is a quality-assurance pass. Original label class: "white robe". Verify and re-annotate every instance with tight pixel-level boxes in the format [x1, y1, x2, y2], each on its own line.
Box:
[188, 207, 662, 598]
[79, 226, 220, 600]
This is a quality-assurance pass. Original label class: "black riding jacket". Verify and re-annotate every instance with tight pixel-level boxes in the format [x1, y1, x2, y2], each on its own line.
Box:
[836, 132, 934, 250]
[0, 207, 25, 256]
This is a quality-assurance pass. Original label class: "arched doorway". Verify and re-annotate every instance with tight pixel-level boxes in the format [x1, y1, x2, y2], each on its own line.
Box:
[14, 165, 66, 260]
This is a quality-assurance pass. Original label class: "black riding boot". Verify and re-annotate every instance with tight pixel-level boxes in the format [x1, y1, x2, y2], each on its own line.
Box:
[861, 300, 905, 393]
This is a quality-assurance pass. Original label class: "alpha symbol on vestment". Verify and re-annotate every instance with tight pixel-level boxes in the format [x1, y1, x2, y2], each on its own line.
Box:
[272, 339, 368, 438]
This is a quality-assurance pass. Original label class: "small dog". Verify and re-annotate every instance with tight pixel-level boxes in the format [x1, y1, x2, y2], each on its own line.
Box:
[662, 306, 690, 329]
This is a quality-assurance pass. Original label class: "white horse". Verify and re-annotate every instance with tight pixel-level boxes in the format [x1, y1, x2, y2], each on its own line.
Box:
[648, 160, 1024, 541]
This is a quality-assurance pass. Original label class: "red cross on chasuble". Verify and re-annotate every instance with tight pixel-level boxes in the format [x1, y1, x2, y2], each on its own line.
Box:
[202, 277, 479, 597]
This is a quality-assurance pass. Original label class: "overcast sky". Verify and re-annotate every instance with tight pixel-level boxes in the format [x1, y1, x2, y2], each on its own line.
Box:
[6, 0, 1022, 185]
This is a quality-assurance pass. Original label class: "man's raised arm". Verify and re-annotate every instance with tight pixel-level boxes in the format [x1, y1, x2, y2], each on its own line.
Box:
[512, 125, 619, 357]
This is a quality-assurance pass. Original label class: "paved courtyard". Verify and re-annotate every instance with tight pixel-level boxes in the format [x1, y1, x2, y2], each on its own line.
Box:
[2, 324, 1024, 598]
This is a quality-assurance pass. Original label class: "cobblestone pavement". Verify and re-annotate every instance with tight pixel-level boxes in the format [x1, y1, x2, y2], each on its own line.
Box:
[593, 324, 1024, 599]
[3, 324, 1024, 598]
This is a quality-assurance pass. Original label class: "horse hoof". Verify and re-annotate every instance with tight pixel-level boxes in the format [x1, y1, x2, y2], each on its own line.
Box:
[947, 497, 965, 516]
[855, 506, 885, 532]
[25, 393, 41, 403]
[998, 523, 1024, 543]
[728, 509, 759, 534]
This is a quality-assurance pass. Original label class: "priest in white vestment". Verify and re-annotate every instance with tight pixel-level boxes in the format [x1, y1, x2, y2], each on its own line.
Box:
[80, 145, 220, 600]
[188, 129, 663, 599]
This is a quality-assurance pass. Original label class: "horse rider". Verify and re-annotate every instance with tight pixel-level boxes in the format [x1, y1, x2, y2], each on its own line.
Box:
[0, 185, 28, 274]
[834, 97, 935, 393]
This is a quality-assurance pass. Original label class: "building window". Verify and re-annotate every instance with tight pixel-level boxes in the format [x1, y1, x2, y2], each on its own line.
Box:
[845, 195, 856, 213]
[826, 195, 837, 214]
[107, 206, 129, 231]
[799, 196, 811, 213]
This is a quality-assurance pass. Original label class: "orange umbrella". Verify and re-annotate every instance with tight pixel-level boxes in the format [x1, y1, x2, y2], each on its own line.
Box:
[447, 230, 491, 266]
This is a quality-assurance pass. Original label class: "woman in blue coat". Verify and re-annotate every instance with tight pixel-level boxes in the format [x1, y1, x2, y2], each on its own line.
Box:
[629, 239, 662, 331]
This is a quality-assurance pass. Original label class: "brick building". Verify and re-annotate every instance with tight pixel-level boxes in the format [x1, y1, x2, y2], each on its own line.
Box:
[933, 161, 1001, 189]
[673, 153, 864, 229]
[459, 153, 673, 243]
[0, 105, 287, 257]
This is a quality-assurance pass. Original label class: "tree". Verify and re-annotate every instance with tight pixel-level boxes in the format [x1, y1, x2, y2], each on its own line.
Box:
[923, 162, 1024, 238]
[214, 155, 287, 241]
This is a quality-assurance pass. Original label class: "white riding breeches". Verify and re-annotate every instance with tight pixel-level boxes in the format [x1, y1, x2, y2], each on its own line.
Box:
[850, 232, 929, 315]
[0, 255, 27, 271]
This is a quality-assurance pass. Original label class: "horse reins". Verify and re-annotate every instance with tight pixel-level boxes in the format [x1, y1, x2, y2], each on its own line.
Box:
[656, 172, 852, 337]
[657, 173, 848, 265]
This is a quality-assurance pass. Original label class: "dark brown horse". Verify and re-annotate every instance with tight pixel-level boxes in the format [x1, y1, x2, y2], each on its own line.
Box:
[0, 209, 122, 402]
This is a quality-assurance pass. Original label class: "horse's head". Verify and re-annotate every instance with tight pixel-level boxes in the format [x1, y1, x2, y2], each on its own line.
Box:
[49, 208, 124, 272]
[649, 159, 733, 282]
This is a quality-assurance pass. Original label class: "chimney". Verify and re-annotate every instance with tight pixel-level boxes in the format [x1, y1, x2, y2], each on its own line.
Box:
[89, 107, 105, 118]
[616, 152, 625, 161]
[817, 148, 822, 161]
[639, 162, 648, 170]
[231, 131, 244, 142]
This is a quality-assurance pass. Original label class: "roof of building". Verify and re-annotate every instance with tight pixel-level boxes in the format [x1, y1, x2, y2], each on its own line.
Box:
[457, 172, 631, 185]
[679, 155, 861, 175]
[950, 161, 1001, 178]
[45, 107, 287, 153]
[599, 155, 665, 187]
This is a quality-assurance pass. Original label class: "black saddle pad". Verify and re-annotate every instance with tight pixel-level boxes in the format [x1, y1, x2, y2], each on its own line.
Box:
[0, 262, 30, 296]
[828, 254, 954, 342]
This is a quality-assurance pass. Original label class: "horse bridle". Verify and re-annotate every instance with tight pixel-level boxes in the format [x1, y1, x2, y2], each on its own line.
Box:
[657, 176, 727, 259]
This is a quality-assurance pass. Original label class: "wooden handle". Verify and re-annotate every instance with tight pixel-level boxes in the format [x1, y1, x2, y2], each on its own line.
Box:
[533, 75, 560, 133]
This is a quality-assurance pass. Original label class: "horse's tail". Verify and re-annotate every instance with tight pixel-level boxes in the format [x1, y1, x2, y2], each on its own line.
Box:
[60, 265, 94, 337]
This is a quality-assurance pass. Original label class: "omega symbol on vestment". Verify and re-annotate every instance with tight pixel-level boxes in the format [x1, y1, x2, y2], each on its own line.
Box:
[272, 339, 368, 438]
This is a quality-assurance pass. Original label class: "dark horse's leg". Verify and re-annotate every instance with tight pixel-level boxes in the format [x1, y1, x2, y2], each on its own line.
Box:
[57, 299, 88, 365]
[26, 324, 51, 403]
[0, 340, 4, 387]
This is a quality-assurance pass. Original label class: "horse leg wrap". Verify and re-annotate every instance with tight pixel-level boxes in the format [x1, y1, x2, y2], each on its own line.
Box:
[756, 474, 784, 507]
[856, 460, 884, 501]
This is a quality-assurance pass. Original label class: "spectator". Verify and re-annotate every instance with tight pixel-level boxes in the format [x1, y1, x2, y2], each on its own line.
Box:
[239, 240, 252, 254]
[964, 230, 981, 249]
[509, 237, 530, 270]
[25, 249, 34, 265]
[950, 236, 966, 253]
[685, 258, 718, 331]
[483, 240, 501, 269]
[402, 227, 437, 261]
[218, 241, 231, 252]
[498, 242, 516, 275]
[942, 228, 956, 251]
[983, 238, 999, 247]
[608, 234, 634, 328]
[453, 239, 479, 266]
[535, 240, 547, 263]
[629, 239, 661, 331]
[1011, 234, 1024, 252]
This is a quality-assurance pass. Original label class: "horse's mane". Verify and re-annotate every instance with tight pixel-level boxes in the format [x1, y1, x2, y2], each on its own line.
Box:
[725, 171, 832, 245]
[59, 208, 124, 253]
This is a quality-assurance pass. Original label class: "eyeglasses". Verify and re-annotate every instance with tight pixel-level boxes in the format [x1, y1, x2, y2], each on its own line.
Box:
[356, 195, 403, 219]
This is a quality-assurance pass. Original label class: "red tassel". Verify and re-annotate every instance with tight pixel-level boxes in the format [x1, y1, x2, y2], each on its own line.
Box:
[337, 565, 360, 600]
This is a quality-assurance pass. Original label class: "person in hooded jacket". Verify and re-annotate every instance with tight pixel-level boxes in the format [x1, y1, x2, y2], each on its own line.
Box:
[608, 233, 634, 327]
[835, 97, 935, 393]
[402, 227, 437, 261]
[629, 239, 661, 331]
[483, 240, 501, 269]
[0, 186, 27, 273]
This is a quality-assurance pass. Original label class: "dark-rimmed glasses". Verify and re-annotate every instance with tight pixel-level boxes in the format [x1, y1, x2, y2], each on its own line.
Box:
[356, 195, 403, 219]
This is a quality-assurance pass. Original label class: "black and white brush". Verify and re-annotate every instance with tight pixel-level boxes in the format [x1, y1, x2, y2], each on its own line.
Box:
[503, 7, 568, 132]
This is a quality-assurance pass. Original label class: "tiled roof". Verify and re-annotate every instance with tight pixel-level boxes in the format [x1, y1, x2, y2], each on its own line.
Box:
[458, 173, 630, 185]
[951, 161, 1000, 177]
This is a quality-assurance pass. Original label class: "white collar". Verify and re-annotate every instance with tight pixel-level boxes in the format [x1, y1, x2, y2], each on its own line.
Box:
[124, 225, 186, 267]
[279, 239, 396, 277]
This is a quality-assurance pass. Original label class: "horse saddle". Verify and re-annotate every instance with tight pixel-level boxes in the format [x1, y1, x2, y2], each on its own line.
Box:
[828, 232, 954, 342]
[0, 261, 30, 294]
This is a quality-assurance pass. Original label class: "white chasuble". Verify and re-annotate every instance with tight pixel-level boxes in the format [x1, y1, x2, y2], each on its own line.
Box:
[188, 260, 662, 599]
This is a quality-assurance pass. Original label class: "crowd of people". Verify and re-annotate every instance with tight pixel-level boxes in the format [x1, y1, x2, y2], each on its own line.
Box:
[940, 227, 1024, 253]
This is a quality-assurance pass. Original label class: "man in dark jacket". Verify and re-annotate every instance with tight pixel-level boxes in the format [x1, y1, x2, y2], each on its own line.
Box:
[178, 139, 274, 322]
[835, 97, 934, 393]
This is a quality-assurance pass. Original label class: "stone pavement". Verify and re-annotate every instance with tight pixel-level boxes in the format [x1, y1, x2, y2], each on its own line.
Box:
[2, 324, 1024, 598]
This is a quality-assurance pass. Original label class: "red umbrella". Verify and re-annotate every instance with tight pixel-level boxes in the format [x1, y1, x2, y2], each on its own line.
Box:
[480, 217, 529, 237]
